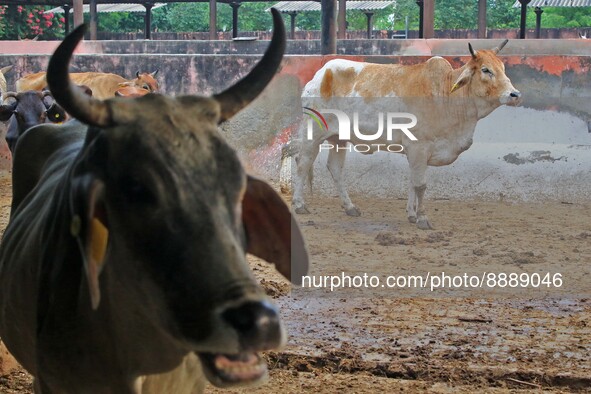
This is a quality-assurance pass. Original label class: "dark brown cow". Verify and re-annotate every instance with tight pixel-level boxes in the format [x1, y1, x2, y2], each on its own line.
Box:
[0, 9, 307, 393]
[0, 90, 66, 152]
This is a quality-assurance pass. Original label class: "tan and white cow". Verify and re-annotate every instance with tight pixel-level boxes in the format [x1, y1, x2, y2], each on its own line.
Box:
[16, 70, 159, 100]
[291, 40, 521, 229]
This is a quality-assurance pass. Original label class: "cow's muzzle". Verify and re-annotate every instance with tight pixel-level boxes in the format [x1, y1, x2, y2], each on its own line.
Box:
[198, 300, 284, 388]
[505, 90, 522, 106]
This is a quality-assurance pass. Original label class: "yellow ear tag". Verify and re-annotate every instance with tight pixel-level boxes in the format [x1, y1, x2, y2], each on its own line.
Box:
[450, 83, 459, 93]
[90, 217, 109, 270]
[70, 215, 81, 237]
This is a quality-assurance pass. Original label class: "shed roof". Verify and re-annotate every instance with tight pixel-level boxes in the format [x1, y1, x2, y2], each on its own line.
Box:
[269, 1, 395, 13]
[46, 3, 167, 13]
[512, 0, 591, 7]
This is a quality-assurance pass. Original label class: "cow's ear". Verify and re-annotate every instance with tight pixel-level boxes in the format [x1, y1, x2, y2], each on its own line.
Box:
[450, 67, 473, 94]
[242, 175, 309, 285]
[69, 136, 109, 310]
[0, 104, 14, 121]
[70, 175, 109, 311]
[46, 103, 67, 123]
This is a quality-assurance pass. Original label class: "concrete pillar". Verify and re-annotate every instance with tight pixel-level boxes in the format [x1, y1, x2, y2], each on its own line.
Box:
[535, 7, 543, 39]
[289, 12, 297, 39]
[62, 4, 71, 35]
[518, 0, 531, 39]
[144, 3, 153, 39]
[73, 0, 83, 29]
[321, 0, 337, 54]
[89, 0, 97, 40]
[422, 0, 434, 39]
[230, 2, 240, 39]
[478, 0, 487, 38]
[337, 0, 346, 39]
[209, 0, 217, 40]
[364, 12, 374, 39]
[416, 0, 423, 38]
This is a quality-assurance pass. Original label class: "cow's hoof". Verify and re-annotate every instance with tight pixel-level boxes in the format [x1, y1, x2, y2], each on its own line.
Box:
[294, 206, 310, 214]
[345, 206, 361, 217]
[408, 215, 417, 224]
[417, 217, 433, 230]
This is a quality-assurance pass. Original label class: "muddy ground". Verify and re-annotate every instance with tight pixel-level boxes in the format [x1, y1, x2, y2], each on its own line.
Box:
[0, 174, 589, 393]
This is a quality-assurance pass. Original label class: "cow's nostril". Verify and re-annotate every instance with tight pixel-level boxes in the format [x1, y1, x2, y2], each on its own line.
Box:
[222, 300, 282, 349]
[510, 91, 521, 98]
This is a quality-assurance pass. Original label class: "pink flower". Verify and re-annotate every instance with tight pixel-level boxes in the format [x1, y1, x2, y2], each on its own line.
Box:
[26, 19, 33, 24]
[17, 5, 23, 12]
[45, 21, 52, 27]
[59, 17, 65, 23]
[28, 12, 33, 18]
[36, 18, 40, 23]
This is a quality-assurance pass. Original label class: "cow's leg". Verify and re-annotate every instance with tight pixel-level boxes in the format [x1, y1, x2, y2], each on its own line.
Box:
[406, 148, 433, 230]
[414, 184, 432, 230]
[326, 140, 360, 216]
[406, 185, 417, 223]
[292, 137, 321, 215]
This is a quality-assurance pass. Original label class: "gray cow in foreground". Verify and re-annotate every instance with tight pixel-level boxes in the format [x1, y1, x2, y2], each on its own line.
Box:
[0, 9, 308, 393]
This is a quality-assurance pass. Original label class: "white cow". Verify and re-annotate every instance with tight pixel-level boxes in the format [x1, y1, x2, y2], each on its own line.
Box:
[290, 40, 522, 229]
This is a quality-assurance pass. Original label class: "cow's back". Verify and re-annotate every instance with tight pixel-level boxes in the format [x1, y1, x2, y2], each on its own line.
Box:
[16, 71, 47, 91]
[11, 120, 86, 211]
[0, 125, 83, 374]
[17, 72, 128, 99]
[303, 57, 454, 99]
[70, 72, 127, 99]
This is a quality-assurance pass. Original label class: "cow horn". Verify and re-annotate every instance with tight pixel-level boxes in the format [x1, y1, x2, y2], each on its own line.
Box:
[213, 8, 285, 123]
[493, 39, 509, 54]
[151, 69, 159, 76]
[136, 71, 141, 78]
[2, 91, 17, 102]
[46, 24, 114, 128]
[468, 43, 477, 59]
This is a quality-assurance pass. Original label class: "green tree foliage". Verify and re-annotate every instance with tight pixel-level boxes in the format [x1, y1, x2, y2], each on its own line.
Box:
[435, 0, 477, 29]
[21, 1, 589, 37]
[488, 0, 520, 28]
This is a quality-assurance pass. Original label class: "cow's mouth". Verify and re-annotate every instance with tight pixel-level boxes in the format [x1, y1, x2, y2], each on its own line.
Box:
[198, 352, 268, 387]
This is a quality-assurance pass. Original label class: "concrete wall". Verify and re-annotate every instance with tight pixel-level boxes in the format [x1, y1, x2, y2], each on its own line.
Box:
[0, 38, 589, 56]
[0, 39, 589, 202]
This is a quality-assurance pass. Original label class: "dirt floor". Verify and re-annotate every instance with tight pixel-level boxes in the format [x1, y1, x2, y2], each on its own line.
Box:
[0, 174, 589, 393]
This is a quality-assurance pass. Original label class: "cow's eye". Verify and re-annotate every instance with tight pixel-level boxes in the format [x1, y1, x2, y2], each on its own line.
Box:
[142, 84, 150, 90]
[120, 177, 155, 204]
[481, 67, 493, 75]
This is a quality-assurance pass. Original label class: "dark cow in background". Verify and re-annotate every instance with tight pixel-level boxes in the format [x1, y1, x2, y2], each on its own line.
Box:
[0, 9, 307, 394]
[0, 90, 66, 152]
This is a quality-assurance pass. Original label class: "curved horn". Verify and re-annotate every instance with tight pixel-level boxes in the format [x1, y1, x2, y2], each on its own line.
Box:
[151, 69, 159, 77]
[468, 43, 477, 59]
[493, 39, 509, 54]
[46, 24, 113, 127]
[2, 92, 17, 102]
[136, 71, 141, 78]
[213, 8, 285, 123]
